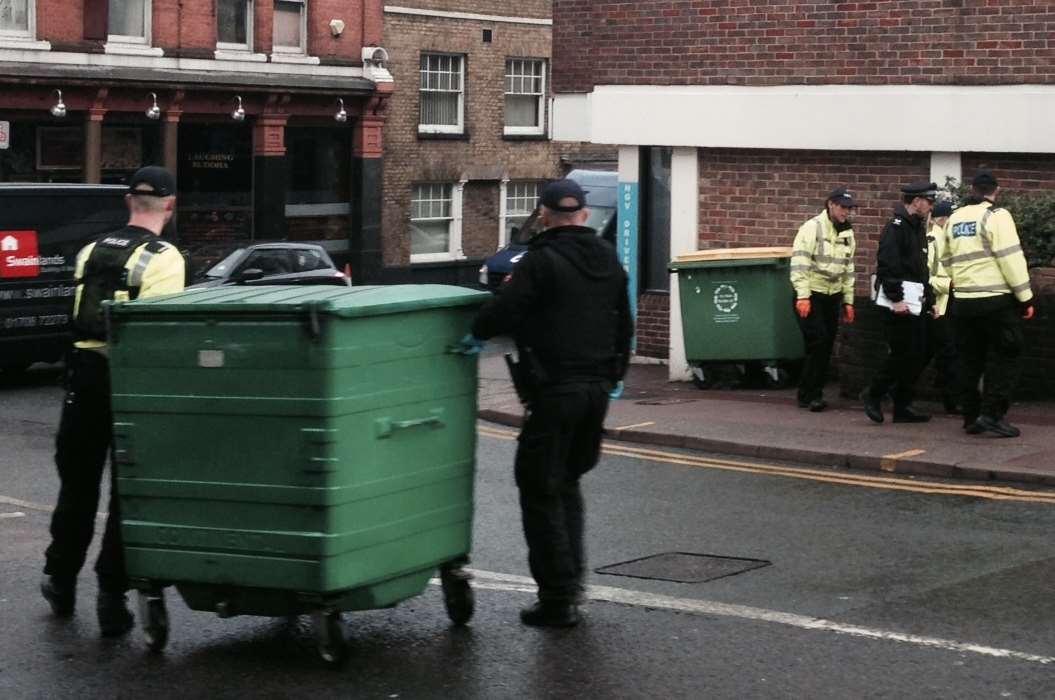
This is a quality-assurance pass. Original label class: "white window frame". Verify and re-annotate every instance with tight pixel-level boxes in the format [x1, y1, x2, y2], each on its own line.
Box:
[504, 58, 546, 136]
[410, 181, 465, 263]
[104, 0, 164, 55]
[216, 0, 254, 53]
[271, 0, 306, 55]
[418, 53, 465, 135]
[0, 0, 34, 41]
[499, 179, 540, 248]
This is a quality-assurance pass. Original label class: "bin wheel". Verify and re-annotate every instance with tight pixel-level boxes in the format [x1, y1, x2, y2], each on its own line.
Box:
[763, 366, 791, 390]
[138, 593, 169, 653]
[313, 611, 348, 666]
[441, 568, 474, 626]
[690, 365, 714, 390]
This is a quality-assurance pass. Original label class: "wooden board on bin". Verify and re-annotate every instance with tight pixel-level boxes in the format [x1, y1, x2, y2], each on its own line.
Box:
[672, 247, 793, 263]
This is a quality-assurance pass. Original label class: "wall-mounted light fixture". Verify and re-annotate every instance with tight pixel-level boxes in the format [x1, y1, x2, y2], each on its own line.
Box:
[231, 95, 246, 122]
[334, 98, 348, 123]
[145, 92, 161, 120]
[50, 89, 67, 118]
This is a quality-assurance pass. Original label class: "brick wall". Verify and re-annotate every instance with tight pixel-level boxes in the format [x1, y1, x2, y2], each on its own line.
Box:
[636, 291, 670, 359]
[35, 0, 368, 60]
[553, 1, 1055, 93]
[382, 10, 612, 266]
[391, 1, 551, 19]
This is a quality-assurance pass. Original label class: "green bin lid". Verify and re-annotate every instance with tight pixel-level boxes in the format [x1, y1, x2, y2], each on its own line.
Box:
[110, 285, 491, 319]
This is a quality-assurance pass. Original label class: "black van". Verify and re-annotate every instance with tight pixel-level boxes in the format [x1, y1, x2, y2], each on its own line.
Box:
[0, 185, 128, 371]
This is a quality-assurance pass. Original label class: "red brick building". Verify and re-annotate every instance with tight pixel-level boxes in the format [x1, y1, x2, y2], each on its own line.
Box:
[0, 0, 392, 279]
[552, 1, 1055, 390]
[379, 1, 612, 285]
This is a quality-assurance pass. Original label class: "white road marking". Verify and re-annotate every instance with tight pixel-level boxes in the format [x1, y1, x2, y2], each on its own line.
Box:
[450, 569, 1055, 667]
[0, 511, 26, 519]
[0, 495, 105, 519]
[613, 421, 656, 431]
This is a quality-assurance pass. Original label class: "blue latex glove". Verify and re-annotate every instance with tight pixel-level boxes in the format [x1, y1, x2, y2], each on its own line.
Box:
[457, 333, 485, 355]
[609, 380, 624, 400]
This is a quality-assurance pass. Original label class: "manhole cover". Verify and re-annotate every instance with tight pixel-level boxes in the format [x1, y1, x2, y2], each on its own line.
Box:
[595, 552, 771, 583]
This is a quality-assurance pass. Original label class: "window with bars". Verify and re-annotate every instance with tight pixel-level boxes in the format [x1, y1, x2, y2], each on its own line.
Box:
[505, 59, 545, 135]
[503, 181, 540, 244]
[0, 0, 31, 36]
[419, 54, 464, 134]
[217, 0, 252, 50]
[273, 0, 305, 53]
[411, 183, 455, 258]
[108, 0, 149, 43]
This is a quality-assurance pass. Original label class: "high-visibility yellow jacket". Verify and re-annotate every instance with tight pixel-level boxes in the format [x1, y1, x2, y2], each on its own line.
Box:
[73, 234, 185, 351]
[790, 211, 856, 304]
[928, 223, 951, 316]
[942, 201, 1033, 305]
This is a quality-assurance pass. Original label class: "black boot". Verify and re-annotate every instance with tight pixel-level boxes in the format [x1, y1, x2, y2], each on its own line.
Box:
[520, 601, 580, 628]
[893, 406, 931, 423]
[975, 415, 1021, 438]
[97, 590, 134, 637]
[41, 575, 76, 618]
[859, 389, 884, 424]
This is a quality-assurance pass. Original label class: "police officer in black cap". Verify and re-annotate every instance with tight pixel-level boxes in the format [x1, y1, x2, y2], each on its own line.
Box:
[462, 178, 633, 627]
[41, 166, 184, 636]
[861, 180, 936, 423]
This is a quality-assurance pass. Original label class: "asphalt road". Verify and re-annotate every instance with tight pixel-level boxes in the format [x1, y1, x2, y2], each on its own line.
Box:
[2, 365, 1055, 699]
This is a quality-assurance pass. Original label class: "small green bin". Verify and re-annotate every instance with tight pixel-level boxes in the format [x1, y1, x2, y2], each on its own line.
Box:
[107, 284, 489, 661]
[669, 247, 804, 368]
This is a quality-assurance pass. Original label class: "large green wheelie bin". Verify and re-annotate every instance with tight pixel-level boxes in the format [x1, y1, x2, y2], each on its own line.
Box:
[669, 247, 804, 389]
[106, 284, 489, 664]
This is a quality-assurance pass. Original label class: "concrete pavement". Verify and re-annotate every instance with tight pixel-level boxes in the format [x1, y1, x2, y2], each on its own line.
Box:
[477, 354, 1055, 487]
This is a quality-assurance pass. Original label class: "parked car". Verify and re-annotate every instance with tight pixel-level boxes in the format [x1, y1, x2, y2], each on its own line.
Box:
[478, 170, 618, 289]
[0, 184, 128, 372]
[187, 242, 351, 289]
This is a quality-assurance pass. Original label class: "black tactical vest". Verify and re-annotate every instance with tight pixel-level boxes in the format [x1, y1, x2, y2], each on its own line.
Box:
[74, 229, 157, 341]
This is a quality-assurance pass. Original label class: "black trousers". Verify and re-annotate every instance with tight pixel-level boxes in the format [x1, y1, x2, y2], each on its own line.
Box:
[924, 313, 960, 405]
[867, 310, 927, 410]
[515, 383, 609, 604]
[796, 292, 842, 403]
[953, 298, 1024, 421]
[43, 349, 127, 593]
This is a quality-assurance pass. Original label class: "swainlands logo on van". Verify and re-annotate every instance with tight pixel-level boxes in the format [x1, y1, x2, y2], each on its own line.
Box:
[0, 231, 41, 279]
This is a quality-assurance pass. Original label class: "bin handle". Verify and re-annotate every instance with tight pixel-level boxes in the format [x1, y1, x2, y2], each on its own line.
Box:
[375, 409, 445, 439]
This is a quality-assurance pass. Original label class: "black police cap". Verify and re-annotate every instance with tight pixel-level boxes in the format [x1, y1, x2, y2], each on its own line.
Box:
[540, 179, 587, 212]
[932, 200, 954, 218]
[901, 180, 938, 199]
[128, 166, 176, 197]
[828, 187, 858, 208]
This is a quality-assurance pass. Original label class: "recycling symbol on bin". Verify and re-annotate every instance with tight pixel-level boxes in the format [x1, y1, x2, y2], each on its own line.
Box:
[713, 284, 739, 313]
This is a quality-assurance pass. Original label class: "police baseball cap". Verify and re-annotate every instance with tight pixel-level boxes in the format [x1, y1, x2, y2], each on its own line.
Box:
[128, 166, 176, 197]
[932, 200, 955, 218]
[902, 180, 939, 200]
[972, 171, 999, 190]
[828, 187, 858, 208]
[540, 179, 587, 212]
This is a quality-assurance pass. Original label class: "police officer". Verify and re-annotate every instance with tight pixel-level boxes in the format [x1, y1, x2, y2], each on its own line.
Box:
[861, 181, 936, 424]
[923, 199, 961, 414]
[464, 179, 632, 627]
[942, 172, 1035, 437]
[41, 166, 184, 636]
[791, 187, 857, 412]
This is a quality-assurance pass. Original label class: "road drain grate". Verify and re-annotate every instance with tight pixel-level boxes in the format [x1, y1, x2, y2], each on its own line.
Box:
[595, 552, 771, 583]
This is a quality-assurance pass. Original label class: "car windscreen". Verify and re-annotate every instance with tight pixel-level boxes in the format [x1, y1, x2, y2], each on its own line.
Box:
[511, 205, 617, 245]
[204, 249, 245, 278]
